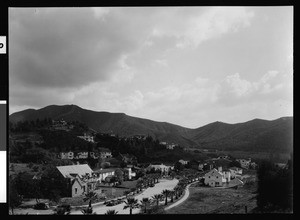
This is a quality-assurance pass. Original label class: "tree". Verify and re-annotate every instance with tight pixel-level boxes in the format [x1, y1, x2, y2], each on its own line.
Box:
[162, 189, 170, 206]
[169, 190, 175, 203]
[229, 160, 242, 168]
[114, 168, 124, 184]
[53, 206, 71, 215]
[141, 197, 151, 213]
[256, 159, 293, 212]
[105, 210, 118, 215]
[81, 206, 96, 215]
[174, 162, 184, 172]
[83, 191, 98, 208]
[9, 177, 23, 215]
[152, 194, 163, 207]
[123, 197, 140, 215]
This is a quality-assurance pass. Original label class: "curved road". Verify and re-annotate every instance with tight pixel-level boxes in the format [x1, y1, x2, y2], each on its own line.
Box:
[164, 183, 192, 211]
[71, 178, 179, 215]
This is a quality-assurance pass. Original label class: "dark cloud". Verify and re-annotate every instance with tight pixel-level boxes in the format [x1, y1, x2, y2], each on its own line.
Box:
[9, 8, 146, 89]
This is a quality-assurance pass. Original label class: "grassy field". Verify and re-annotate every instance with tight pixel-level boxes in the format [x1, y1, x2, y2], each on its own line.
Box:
[165, 182, 257, 214]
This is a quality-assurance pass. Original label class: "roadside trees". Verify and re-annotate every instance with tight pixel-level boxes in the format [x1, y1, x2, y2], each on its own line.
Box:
[141, 197, 151, 213]
[123, 197, 140, 215]
[162, 189, 170, 206]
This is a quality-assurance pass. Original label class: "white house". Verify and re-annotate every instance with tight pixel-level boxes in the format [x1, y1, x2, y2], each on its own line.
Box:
[77, 133, 95, 143]
[147, 164, 173, 174]
[60, 151, 74, 160]
[179, 159, 189, 165]
[204, 168, 231, 187]
[99, 148, 112, 158]
[229, 167, 243, 179]
[166, 143, 177, 150]
[93, 168, 116, 183]
[124, 167, 136, 180]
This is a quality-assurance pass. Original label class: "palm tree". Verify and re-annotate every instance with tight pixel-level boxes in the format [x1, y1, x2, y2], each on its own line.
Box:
[169, 190, 175, 203]
[141, 197, 151, 213]
[105, 210, 118, 215]
[83, 191, 98, 208]
[162, 189, 170, 206]
[152, 194, 163, 207]
[136, 179, 144, 192]
[81, 206, 96, 215]
[123, 197, 140, 215]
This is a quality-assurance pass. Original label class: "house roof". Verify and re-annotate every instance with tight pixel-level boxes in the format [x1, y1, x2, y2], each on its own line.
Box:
[93, 168, 116, 174]
[204, 168, 223, 177]
[56, 164, 93, 178]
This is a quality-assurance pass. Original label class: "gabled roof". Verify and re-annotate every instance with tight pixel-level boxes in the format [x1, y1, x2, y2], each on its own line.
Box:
[57, 164, 93, 178]
[204, 168, 223, 177]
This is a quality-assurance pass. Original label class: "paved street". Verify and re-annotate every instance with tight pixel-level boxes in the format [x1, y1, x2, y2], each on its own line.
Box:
[71, 178, 179, 215]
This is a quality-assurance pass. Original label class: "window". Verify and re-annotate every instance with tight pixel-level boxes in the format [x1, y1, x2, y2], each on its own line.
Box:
[75, 187, 78, 194]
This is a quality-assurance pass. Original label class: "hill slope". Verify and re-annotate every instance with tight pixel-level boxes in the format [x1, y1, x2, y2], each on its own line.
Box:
[9, 104, 293, 153]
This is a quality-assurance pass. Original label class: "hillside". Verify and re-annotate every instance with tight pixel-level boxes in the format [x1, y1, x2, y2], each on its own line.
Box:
[9, 104, 293, 153]
[9, 104, 195, 147]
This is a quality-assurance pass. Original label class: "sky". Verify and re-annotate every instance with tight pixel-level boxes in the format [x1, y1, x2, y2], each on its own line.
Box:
[9, 6, 293, 128]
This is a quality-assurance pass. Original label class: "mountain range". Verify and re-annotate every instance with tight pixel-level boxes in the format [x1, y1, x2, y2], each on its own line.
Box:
[9, 104, 293, 153]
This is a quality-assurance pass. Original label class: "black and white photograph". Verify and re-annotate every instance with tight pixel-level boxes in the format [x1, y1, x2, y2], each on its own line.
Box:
[7, 6, 293, 215]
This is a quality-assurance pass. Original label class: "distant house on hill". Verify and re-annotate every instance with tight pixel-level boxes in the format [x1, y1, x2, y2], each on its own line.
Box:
[166, 143, 177, 150]
[120, 153, 137, 164]
[236, 158, 252, 169]
[59, 151, 75, 160]
[56, 164, 97, 197]
[77, 133, 95, 143]
[179, 159, 189, 165]
[98, 148, 112, 159]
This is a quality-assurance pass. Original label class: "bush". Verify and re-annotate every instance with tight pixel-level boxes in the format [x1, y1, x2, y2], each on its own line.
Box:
[33, 202, 49, 210]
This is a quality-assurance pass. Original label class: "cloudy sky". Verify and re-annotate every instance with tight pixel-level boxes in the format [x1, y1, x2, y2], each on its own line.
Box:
[9, 6, 293, 128]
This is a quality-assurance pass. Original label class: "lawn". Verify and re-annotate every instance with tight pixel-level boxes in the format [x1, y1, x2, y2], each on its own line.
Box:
[165, 183, 257, 214]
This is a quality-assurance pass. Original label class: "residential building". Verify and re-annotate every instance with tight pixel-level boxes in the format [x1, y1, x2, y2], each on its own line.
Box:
[179, 159, 189, 165]
[166, 143, 177, 150]
[229, 167, 243, 179]
[146, 163, 173, 174]
[120, 153, 137, 164]
[204, 168, 231, 187]
[56, 164, 97, 197]
[93, 168, 116, 183]
[237, 158, 252, 169]
[99, 148, 112, 159]
[59, 151, 74, 160]
[124, 167, 136, 180]
[77, 133, 95, 143]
